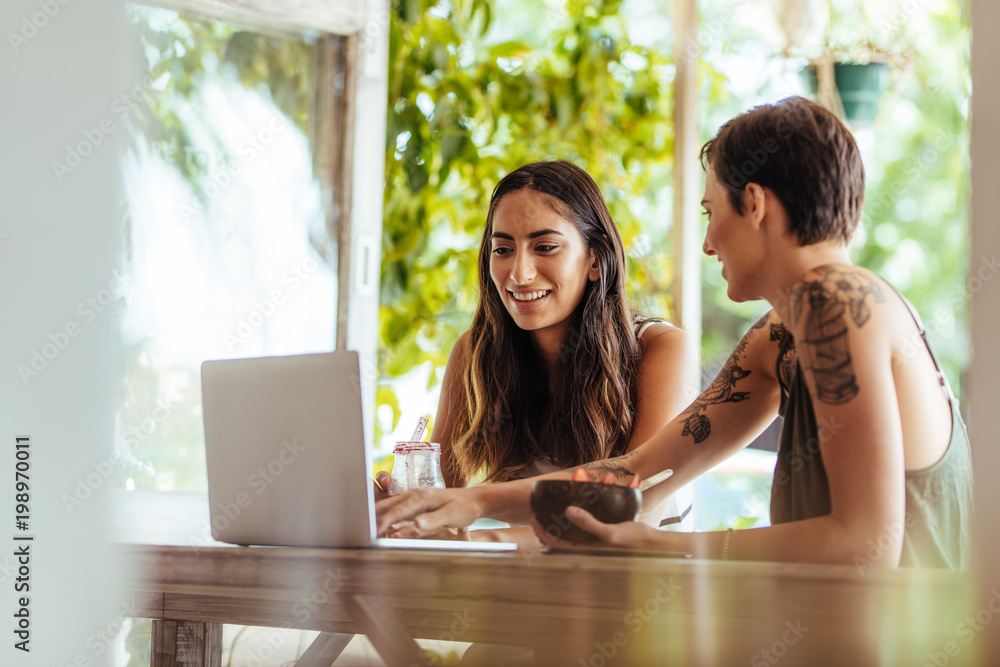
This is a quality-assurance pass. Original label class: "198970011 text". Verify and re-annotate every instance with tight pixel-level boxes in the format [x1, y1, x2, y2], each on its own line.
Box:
[13, 436, 32, 653]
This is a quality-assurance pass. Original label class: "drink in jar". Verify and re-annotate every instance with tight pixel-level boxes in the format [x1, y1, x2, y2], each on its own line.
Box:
[387, 441, 446, 495]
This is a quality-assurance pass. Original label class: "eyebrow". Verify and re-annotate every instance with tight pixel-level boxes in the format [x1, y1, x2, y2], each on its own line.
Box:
[491, 229, 566, 241]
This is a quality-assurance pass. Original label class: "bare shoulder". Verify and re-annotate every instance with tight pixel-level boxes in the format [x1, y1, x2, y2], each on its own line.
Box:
[789, 264, 893, 338]
[454, 328, 473, 348]
[788, 264, 895, 406]
[637, 321, 696, 356]
[636, 322, 698, 384]
[439, 329, 474, 391]
[448, 329, 473, 365]
[630, 322, 701, 445]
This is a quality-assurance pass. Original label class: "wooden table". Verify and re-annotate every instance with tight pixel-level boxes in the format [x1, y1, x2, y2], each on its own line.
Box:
[120, 543, 978, 667]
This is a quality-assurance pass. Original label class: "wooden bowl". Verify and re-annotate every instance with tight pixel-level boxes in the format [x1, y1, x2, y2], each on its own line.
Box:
[530, 480, 642, 543]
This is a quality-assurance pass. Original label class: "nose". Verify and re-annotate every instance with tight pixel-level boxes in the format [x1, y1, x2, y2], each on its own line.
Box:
[703, 236, 715, 257]
[510, 251, 536, 284]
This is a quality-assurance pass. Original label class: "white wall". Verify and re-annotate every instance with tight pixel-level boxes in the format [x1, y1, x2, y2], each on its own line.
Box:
[0, 1, 134, 665]
[970, 0, 1000, 662]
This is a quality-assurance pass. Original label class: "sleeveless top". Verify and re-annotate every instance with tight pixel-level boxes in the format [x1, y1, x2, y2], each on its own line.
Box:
[771, 296, 973, 569]
[514, 318, 669, 479]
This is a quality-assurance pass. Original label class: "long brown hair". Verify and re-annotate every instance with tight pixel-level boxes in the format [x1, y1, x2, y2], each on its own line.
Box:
[451, 161, 643, 483]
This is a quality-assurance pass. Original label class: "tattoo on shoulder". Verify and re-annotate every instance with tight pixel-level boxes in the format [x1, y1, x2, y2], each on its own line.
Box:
[678, 316, 763, 444]
[789, 267, 886, 405]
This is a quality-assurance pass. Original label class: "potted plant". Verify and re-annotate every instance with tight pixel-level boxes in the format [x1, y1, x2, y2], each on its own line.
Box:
[773, 0, 913, 126]
[802, 52, 894, 127]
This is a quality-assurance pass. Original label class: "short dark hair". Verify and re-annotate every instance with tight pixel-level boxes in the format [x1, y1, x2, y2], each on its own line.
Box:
[699, 96, 865, 246]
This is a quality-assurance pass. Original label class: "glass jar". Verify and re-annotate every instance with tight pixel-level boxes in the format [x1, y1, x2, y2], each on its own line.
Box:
[387, 442, 446, 495]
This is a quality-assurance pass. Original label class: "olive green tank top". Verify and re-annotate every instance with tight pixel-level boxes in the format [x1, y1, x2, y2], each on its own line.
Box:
[770, 298, 973, 569]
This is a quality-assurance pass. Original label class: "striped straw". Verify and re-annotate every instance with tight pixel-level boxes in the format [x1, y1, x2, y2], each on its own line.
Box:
[410, 416, 429, 442]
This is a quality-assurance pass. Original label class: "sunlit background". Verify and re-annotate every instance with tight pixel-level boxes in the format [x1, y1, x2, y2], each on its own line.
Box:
[113, 0, 970, 663]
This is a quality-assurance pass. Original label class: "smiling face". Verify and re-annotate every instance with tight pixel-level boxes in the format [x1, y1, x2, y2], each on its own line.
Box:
[489, 188, 598, 341]
[701, 167, 760, 302]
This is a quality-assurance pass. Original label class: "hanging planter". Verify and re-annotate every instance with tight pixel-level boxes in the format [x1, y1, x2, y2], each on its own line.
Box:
[775, 0, 912, 128]
[802, 61, 890, 126]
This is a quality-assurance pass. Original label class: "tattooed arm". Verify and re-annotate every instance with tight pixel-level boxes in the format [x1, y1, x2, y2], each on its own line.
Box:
[541, 266, 908, 566]
[606, 310, 788, 510]
[729, 265, 906, 564]
[376, 311, 786, 536]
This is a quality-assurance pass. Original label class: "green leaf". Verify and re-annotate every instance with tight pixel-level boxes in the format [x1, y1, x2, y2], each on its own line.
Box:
[376, 385, 402, 433]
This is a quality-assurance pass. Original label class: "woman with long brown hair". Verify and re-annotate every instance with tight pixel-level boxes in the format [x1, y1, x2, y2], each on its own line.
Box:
[381, 160, 696, 544]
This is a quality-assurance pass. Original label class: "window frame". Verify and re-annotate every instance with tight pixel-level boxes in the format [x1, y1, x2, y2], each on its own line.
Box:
[136, 0, 388, 447]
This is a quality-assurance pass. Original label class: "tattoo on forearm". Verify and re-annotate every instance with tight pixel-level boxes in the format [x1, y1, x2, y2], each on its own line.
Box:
[678, 314, 766, 444]
[582, 452, 636, 480]
[790, 267, 885, 405]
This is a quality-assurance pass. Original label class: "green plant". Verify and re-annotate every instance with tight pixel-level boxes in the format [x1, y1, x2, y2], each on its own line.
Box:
[378, 0, 677, 441]
[697, 0, 970, 394]
[124, 618, 151, 667]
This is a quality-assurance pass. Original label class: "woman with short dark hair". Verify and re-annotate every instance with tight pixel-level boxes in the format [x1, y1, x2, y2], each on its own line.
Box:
[378, 99, 973, 569]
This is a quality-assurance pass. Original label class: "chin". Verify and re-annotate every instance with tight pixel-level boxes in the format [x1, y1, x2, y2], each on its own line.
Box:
[727, 283, 765, 304]
[725, 282, 750, 304]
[506, 310, 541, 331]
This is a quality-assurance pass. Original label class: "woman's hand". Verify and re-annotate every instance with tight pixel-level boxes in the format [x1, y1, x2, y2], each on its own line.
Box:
[532, 506, 661, 550]
[375, 486, 485, 538]
[372, 471, 391, 503]
[387, 522, 469, 541]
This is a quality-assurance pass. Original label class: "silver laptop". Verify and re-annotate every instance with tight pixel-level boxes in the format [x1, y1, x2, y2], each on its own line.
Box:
[201, 351, 515, 551]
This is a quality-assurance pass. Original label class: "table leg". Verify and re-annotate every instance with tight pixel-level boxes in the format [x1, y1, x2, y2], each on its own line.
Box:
[151, 620, 222, 667]
[295, 632, 354, 666]
[347, 595, 430, 667]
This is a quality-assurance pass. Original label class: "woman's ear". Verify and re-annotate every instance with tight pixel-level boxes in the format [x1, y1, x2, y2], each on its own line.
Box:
[588, 249, 600, 281]
[745, 183, 767, 230]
